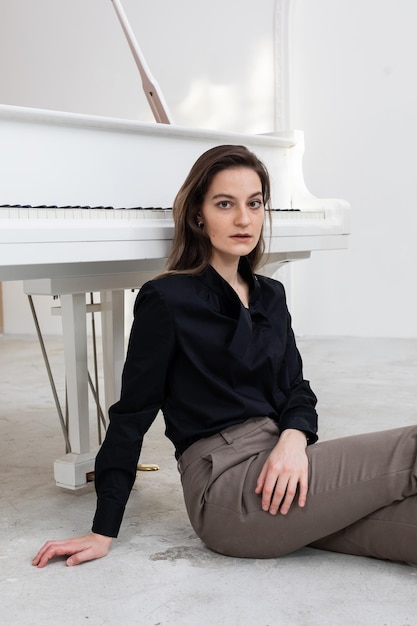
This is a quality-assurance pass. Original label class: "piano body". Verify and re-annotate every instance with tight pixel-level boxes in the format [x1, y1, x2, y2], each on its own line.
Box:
[0, 103, 350, 488]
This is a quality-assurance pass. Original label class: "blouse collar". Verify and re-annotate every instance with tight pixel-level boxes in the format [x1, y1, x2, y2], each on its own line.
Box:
[200, 256, 260, 307]
[197, 257, 267, 359]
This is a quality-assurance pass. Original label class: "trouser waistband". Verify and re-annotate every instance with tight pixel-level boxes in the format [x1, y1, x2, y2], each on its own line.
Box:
[177, 417, 273, 474]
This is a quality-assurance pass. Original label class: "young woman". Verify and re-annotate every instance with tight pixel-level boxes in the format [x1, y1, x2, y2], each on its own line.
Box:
[33, 145, 417, 568]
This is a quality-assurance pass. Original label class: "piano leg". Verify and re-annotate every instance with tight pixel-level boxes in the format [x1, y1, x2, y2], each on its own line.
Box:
[24, 278, 132, 490]
[100, 289, 124, 412]
[53, 290, 126, 490]
[54, 290, 127, 490]
[53, 292, 97, 490]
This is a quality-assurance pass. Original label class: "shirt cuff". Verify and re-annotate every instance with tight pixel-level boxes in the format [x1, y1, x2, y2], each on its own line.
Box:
[91, 498, 126, 538]
[279, 413, 318, 445]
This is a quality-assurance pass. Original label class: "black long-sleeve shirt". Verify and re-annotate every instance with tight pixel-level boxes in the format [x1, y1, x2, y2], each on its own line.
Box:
[92, 259, 318, 537]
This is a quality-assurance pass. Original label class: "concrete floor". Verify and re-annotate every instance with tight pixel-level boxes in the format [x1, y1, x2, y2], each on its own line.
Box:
[1, 334, 417, 626]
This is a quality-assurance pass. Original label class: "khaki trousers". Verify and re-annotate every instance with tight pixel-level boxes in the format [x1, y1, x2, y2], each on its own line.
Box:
[178, 417, 417, 564]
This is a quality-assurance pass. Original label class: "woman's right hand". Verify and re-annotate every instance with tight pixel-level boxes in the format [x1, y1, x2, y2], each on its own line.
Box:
[32, 532, 112, 568]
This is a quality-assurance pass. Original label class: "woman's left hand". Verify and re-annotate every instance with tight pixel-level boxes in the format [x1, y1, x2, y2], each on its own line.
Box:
[255, 428, 309, 515]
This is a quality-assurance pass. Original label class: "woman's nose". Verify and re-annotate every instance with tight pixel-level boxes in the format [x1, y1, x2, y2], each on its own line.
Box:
[235, 206, 251, 225]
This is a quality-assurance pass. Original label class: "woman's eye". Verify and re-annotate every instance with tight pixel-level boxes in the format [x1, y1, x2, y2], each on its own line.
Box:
[218, 200, 231, 209]
[250, 200, 263, 209]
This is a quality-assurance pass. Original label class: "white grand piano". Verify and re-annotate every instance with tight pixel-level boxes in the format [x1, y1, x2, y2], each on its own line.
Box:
[0, 1, 350, 489]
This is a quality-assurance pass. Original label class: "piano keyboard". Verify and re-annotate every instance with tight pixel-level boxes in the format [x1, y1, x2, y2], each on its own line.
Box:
[0, 204, 326, 220]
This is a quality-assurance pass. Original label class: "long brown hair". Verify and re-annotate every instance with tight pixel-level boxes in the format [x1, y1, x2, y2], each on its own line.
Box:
[164, 144, 271, 275]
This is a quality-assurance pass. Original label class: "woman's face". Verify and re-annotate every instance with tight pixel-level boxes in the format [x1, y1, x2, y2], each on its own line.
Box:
[199, 167, 264, 266]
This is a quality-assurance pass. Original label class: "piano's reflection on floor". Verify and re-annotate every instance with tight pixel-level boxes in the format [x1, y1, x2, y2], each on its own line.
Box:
[0, 103, 350, 488]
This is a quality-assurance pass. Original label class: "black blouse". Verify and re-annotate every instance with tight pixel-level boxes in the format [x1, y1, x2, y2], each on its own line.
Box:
[92, 259, 318, 537]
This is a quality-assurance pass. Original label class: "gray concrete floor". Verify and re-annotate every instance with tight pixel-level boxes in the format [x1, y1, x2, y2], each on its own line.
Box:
[1, 334, 417, 626]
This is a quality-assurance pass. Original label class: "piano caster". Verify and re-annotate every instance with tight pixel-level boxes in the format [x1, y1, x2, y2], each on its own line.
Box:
[54, 451, 97, 490]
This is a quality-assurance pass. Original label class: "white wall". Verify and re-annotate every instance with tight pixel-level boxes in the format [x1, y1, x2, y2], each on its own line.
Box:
[1, 0, 416, 338]
[290, 0, 417, 337]
[0, 0, 275, 131]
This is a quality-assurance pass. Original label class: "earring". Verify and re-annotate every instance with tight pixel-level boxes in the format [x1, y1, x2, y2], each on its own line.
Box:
[197, 221, 204, 229]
